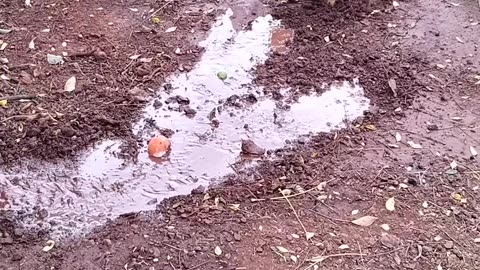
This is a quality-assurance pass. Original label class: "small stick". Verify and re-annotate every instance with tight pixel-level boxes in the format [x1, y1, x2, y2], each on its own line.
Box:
[251, 179, 335, 202]
[0, 94, 37, 101]
[169, 261, 177, 270]
[303, 253, 367, 270]
[163, 243, 182, 251]
[357, 241, 367, 270]
[189, 261, 210, 270]
[309, 209, 350, 223]
[141, 0, 174, 24]
[279, 188, 310, 239]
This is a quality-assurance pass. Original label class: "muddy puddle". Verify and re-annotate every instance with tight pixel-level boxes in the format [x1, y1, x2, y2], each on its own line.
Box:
[0, 9, 370, 237]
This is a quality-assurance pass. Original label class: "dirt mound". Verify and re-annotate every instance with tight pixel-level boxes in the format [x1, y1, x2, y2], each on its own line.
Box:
[255, 0, 427, 113]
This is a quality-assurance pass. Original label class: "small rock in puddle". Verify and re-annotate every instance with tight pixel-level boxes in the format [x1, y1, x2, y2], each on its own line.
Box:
[181, 105, 197, 117]
[241, 139, 265, 155]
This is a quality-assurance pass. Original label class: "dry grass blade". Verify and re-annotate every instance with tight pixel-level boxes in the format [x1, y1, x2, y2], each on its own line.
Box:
[279, 188, 312, 240]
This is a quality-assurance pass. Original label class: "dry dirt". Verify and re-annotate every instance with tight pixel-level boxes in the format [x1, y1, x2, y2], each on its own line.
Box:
[1, 0, 480, 269]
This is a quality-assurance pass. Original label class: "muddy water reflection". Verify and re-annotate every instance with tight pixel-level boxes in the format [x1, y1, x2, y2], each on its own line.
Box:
[1, 9, 369, 236]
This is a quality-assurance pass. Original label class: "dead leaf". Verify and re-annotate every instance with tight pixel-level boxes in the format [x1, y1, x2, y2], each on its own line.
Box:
[306, 232, 315, 240]
[281, 189, 292, 196]
[229, 204, 240, 211]
[386, 197, 395, 211]
[474, 238, 480, 243]
[392, 1, 400, 8]
[317, 182, 327, 191]
[352, 216, 378, 227]
[139, 57, 153, 63]
[0, 42, 8, 51]
[290, 255, 298, 263]
[203, 193, 211, 201]
[64, 76, 76, 92]
[452, 193, 464, 203]
[0, 29, 12, 34]
[25, 0, 32, 7]
[324, 36, 330, 43]
[456, 37, 464, 43]
[29, 38, 36, 49]
[0, 57, 8, 64]
[422, 201, 428, 208]
[470, 146, 478, 157]
[47, 54, 64, 65]
[129, 54, 141, 60]
[165, 26, 177, 33]
[0, 100, 7, 107]
[42, 240, 55, 252]
[438, 264, 443, 270]
[41, 28, 50, 33]
[291, 233, 300, 239]
[351, 209, 359, 215]
[327, 0, 336, 6]
[365, 124, 377, 131]
[317, 195, 327, 201]
[129, 8, 139, 12]
[276, 246, 289, 253]
[388, 78, 397, 97]
[450, 160, 458, 169]
[388, 144, 400, 149]
[380, 224, 390, 231]
[395, 132, 402, 142]
[214, 246, 222, 256]
[407, 141, 422, 149]
[338, 244, 349, 249]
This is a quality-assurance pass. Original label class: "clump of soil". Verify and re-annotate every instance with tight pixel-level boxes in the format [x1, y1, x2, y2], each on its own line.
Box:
[0, 0, 216, 163]
[255, 0, 428, 113]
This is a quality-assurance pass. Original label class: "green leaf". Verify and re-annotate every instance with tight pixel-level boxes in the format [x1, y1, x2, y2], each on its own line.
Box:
[217, 71, 227, 81]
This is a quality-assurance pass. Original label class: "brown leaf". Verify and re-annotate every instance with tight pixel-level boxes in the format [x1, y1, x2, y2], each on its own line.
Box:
[352, 216, 378, 226]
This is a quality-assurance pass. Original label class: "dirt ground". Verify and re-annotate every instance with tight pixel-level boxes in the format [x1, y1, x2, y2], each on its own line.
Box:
[0, 0, 217, 162]
[1, 0, 480, 269]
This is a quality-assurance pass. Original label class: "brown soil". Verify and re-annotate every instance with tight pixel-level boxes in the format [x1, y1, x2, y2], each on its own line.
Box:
[1, 0, 480, 269]
[0, 0, 216, 163]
